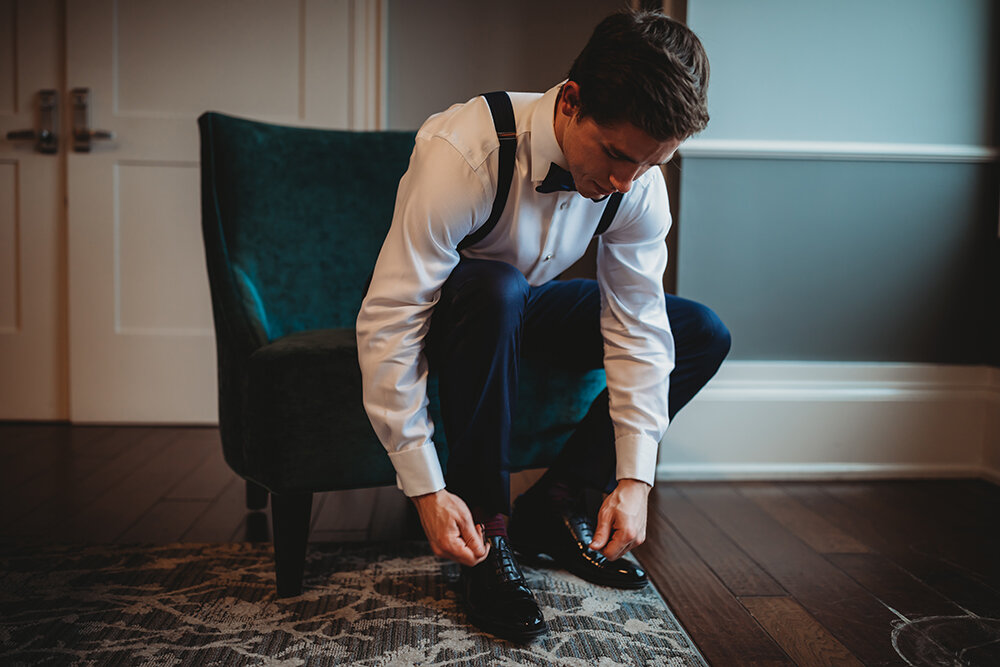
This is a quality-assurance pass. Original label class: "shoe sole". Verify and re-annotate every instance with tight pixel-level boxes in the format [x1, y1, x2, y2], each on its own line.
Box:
[463, 606, 548, 642]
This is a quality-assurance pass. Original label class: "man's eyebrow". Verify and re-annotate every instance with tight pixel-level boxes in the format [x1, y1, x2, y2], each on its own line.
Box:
[605, 143, 641, 164]
[607, 143, 676, 166]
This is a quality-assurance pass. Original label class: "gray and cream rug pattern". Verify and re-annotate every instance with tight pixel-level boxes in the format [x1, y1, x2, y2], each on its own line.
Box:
[0, 541, 707, 666]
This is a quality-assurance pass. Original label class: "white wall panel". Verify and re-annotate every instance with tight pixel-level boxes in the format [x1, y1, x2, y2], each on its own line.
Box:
[115, 162, 211, 334]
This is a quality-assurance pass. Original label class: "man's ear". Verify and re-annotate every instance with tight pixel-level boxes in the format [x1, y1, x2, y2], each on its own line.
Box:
[559, 81, 583, 118]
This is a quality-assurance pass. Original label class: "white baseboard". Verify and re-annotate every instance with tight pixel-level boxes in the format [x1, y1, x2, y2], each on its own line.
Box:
[657, 463, 986, 481]
[657, 362, 1000, 483]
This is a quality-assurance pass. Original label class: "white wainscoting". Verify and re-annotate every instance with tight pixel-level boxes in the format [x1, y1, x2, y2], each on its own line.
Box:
[657, 362, 1000, 483]
[680, 139, 999, 163]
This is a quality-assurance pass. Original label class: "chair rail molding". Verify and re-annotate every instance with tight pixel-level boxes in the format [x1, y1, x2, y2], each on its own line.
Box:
[657, 361, 1000, 484]
[349, 0, 388, 130]
[680, 139, 999, 163]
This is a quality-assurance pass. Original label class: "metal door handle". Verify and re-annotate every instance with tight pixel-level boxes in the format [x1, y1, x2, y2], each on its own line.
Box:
[4, 90, 59, 154]
[71, 88, 116, 153]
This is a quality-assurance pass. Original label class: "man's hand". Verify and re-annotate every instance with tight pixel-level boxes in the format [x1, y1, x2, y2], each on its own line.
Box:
[411, 489, 490, 567]
[588, 478, 651, 561]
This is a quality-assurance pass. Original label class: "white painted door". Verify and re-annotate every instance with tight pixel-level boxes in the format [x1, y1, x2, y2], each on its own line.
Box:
[0, 0, 66, 420]
[64, 0, 384, 422]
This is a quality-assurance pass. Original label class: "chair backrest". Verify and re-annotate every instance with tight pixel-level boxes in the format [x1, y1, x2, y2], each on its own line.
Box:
[199, 112, 416, 341]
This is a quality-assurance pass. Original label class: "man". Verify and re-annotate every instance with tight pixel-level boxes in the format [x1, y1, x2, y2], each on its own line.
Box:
[357, 10, 730, 641]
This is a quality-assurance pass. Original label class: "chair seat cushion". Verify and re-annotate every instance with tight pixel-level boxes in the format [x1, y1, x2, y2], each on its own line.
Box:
[244, 328, 606, 495]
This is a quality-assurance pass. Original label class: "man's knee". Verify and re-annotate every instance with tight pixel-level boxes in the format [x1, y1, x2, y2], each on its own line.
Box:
[671, 296, 731, 363]
[696, 303, 731, 362]
[451, 260, 530, 328]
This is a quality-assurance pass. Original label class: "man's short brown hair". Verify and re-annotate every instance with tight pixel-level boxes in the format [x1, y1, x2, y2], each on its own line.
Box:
[567, 10, 710, 142]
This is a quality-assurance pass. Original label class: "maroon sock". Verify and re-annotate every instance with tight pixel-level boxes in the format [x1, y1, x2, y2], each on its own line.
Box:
[522, 477, 582, 508]
[541, 479, 579, 505]
[471, 507, 507, 538]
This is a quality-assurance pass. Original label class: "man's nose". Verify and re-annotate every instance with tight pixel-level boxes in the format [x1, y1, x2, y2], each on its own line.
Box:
[609, 166, 641, 193]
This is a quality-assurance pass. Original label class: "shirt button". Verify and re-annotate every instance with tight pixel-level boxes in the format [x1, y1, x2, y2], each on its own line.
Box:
[543, 253, 553, 261]
[559, 201, 569, 210]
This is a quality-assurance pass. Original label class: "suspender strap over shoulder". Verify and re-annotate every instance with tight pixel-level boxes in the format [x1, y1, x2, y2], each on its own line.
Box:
[457, 91, 516, 252]
[594, 192, 624, 236]
[457, 90, 624, 251]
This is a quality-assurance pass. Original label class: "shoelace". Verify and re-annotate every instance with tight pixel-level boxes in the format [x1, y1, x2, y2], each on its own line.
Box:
[492, 539, 525, 583]
[569, 510, 593, 541]
[564, 511, 608, 564]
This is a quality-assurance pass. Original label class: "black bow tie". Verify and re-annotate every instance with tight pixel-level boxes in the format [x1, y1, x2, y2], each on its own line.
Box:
[536, 162, 576, 193]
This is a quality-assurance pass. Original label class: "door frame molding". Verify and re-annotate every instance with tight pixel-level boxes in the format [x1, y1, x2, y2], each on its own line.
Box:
[349, 0, 387, 130]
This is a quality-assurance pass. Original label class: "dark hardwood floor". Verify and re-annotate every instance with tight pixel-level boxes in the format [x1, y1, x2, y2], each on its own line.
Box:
[2, 423, 998, 666]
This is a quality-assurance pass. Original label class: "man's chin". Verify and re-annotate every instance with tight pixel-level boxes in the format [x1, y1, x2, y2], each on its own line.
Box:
[580, 186, 614, 201]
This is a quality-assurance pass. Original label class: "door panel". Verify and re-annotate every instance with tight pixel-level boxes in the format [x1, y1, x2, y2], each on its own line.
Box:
[115, 1, 324, 119]
[0, 0, 66, 420]
[65, 0, 376, 422]
[0, 163, 16, 329]
[116, 163, 209, 335]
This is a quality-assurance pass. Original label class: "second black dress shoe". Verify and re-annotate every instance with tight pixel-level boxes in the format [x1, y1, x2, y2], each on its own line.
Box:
[509, 490, 649, 590]
[459, 535, 547, 642]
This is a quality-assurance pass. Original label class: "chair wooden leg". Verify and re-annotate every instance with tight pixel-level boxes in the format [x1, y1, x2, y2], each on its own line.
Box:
[270, 492, 313, 597]
[246, 479, 269, 510]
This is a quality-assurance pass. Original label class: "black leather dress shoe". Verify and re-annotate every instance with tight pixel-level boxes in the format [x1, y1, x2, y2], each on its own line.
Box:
[459, 535, 547, 641]
[509, 490, 648, 590]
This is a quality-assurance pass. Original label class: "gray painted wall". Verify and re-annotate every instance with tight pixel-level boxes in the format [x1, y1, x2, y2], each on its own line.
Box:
[688, 0, 996, 145]
[678, 158, 997, 362]
[386, 0, 619, 131]
[681, 0, 999, 362]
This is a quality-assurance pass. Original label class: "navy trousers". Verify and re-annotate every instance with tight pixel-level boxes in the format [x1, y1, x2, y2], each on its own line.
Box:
[424, 258, 731, 515]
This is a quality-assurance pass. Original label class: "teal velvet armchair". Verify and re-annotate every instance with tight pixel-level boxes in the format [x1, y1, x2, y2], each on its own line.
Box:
[198, 111, 606, 596]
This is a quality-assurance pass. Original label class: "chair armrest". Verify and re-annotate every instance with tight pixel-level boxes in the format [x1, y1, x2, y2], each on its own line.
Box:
[231, 264, 273, 346]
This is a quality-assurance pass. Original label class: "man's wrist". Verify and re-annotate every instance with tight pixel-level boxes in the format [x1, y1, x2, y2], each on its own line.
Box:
[616, 478, 652, 494]
[411, 489, 444, 507]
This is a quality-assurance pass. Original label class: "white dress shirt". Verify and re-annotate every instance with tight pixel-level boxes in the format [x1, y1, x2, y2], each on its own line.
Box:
[356, 83, 675, 497]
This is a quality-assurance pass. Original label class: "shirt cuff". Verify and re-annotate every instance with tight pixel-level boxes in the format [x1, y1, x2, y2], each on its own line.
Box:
[388, 442, 447, 497]
[615, 433, 659, 487]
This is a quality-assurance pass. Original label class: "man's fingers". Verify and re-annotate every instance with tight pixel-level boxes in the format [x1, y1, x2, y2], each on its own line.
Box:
[443, 496, 488, 565]
[457, 511, 488, 559]
[442, 538, 482, 567]
[442, 525, 490, 567]
[413, 490, 494, 567]
[462, 523, 489, 562]
[601, 530, 632, 561]
[589, 512, 612, 551]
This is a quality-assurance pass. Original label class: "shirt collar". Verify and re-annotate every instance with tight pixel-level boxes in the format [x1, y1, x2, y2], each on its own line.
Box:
[529, 82, 568, 183]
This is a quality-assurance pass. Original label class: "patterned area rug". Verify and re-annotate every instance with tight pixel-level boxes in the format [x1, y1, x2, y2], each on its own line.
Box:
[0, 542, 707, 666]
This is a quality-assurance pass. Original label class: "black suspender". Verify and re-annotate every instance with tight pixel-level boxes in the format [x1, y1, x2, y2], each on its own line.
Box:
[457, 92, 516, 252]
[458, 91, 623, 252]
[595, 192, 624, 236]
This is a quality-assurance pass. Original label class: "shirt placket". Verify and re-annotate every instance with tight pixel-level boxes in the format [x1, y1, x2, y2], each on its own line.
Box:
[539, 194, 574, 267]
